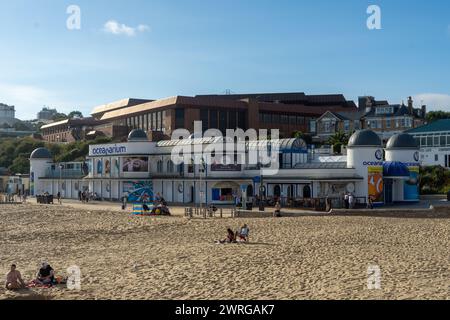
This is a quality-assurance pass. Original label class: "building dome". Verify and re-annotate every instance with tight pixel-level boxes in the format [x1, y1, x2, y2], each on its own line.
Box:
[30, 147, 52, 160]
[347, 130, 382, 148]
[386, 133, 418, 150]
[127, 129, 148, 142]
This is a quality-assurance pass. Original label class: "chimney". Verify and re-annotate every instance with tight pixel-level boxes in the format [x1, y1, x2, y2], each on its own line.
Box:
[421, 105, 427, 118]
[408, 96, 413, 115]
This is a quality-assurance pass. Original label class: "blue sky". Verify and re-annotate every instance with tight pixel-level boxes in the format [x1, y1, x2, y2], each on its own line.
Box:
[0, 0, 449, 120]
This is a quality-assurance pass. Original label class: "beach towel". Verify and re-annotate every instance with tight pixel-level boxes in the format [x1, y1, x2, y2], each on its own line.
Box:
[26, 280, 52, 289]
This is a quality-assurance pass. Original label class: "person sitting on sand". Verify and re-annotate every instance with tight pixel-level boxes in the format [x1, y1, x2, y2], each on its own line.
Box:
[5, 264, 26, 290]
[274, 201, 282, 217]
[237, 224, 250, 242]
[35, 262, 55, 285]
[219, 228, 236, 244]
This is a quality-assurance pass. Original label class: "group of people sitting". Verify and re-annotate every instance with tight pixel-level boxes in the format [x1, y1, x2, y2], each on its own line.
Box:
[5, 262, 58, 291]
[217, 224, 250, 244]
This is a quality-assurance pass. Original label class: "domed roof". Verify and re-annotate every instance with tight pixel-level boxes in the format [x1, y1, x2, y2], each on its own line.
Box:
[383, 161, 410, 177]
[386, 133, 418, 150]
[348, 130, 382, 148]
[127, 129, 148, 142]
[30, 148, 52, 159]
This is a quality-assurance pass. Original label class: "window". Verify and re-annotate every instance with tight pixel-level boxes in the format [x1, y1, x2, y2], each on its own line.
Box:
[272, 114, 280, 124]
[219, 111, 227, 133]
[281, 115, 288, 124]
[210, 110, 218, 128]
[354, 120, 360, 130]
[386, 119, 391, 128]
[175, 108, 185, 129]
[289, 115, 296, 125]
[435, 154, 439, 162]
[228, 110, 237, 129]
[344, 120, 350, 132]
[157, 112, 162, 131]
[297, 116, 305, 125]
[157, 160, 163, 173]
[440, 136, 446, 147]
[166, 160, 174, 173]
[310, 120, 316, 133]
[434, 136, 439, 146]
[263, 113, 271, 123]
[200, 109, 209, 132]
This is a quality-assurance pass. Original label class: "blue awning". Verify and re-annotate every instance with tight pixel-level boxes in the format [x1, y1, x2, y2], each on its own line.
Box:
[383, 161, 410, 178]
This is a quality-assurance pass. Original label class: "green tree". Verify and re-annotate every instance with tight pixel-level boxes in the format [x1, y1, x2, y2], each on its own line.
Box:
[68, 111, 83, 119]
[292, 131, 312, 145]
[425, 111, 450, 123]
[327, 131, 349, 154]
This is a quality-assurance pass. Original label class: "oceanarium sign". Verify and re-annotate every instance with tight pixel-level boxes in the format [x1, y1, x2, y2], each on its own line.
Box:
[90, 144, 128, 156]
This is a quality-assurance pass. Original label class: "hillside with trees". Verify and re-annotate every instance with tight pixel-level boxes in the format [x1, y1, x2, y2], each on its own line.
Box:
[0, 136, 112, 174]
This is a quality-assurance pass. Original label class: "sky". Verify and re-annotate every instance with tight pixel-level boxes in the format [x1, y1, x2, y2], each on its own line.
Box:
[0, 0, 449, 120]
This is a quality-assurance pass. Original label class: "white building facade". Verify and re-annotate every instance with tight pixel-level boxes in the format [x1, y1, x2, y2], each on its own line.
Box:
[30, 129, 420, 208]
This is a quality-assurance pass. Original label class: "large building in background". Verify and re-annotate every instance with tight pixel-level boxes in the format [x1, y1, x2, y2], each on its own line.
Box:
[89, 92, 358, 141]
[360, 96, 426, 141]
[0, 103, 17, 127]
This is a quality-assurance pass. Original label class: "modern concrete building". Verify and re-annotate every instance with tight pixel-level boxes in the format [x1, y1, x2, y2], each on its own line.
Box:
[89, 93, 358, 141]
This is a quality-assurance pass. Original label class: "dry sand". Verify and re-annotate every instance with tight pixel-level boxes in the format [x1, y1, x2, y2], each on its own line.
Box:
[0, 203, 448, 300]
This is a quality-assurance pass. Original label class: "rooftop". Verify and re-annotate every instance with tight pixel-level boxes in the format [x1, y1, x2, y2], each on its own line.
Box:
[406, 119, 450, 134]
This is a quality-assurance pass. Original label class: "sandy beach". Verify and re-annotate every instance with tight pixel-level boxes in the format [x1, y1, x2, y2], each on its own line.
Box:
[0, 203, 448, 300]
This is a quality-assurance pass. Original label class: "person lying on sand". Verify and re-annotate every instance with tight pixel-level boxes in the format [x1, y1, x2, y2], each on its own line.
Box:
[217, 228, 237, 244]
[5, 264, 26, 290]
[35, 262, 55, 286]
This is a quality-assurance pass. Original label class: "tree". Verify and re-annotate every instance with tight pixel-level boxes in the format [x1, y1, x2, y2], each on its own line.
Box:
[51, 113, 68, 121]
[425, 111, 450, 123]
[68, 111, 83, 119]
[327, 131, 349, 154]
[292, 131, 312, 145]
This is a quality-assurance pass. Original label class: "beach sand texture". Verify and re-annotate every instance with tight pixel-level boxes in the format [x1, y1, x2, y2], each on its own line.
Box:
[0, 204, 448, 300]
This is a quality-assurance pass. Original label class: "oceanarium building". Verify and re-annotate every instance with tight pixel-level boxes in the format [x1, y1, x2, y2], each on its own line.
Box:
[30, 129, 420, 208]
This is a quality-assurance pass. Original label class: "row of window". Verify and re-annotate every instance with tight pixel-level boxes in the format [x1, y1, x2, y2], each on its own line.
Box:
[114, 111, 167, 132]
[415, 134, 450, 147]
[259, 112, 313, 127]
[366, 117, 413, 129]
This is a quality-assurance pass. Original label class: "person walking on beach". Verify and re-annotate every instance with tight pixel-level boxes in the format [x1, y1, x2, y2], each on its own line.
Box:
[348, 193, 355, 209]
[57, 191, 62, 205]
[5, 264, 26, 290]
[344, 193, 349, 209]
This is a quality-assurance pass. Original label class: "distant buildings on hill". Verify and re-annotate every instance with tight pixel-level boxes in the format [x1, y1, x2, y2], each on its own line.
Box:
[0, 103, 18, 127]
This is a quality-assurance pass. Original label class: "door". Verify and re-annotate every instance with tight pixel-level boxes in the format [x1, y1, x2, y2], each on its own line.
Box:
[384, 179, 393, 204]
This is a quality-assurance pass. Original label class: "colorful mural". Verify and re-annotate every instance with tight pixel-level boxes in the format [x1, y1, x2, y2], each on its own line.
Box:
[123, 181, 153, 203]
[368, 166, 384, 203]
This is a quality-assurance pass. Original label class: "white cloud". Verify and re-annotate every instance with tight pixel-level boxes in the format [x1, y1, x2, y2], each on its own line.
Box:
[103, 20, 150, 37]
[413, 93, 450, 111]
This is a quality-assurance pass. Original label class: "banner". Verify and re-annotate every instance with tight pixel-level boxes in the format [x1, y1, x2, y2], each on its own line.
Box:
[368, 166, 383, 203]
[404, 166, 419, 201]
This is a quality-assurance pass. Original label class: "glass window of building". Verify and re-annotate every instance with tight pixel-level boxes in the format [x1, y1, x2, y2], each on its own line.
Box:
[289, 115, 296, 125]
[281, 115, 288, 124]
[175, 108, 185, 129]
[228, 110, 237, 129]
[310, 120, 317, 133]
[272, 114, 280, 124]
[434, 136, 439, 146]
[200, 109, 209, 132]
[440, 135, 446, 146]
[297, 116, 304, 125]
[264, 113, 271, 123]
[237, 111, 246, 130]
[210, 110, 218, 128]
[344, 120, 350, 132]
[219, 111, 227, 133]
